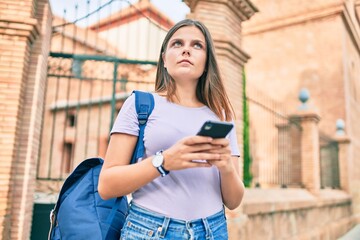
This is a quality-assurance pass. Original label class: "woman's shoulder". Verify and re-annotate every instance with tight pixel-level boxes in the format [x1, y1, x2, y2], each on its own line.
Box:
[122, 92, 136, 109]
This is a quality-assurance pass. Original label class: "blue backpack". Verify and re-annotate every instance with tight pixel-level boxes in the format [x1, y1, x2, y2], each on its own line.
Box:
[48, 90, 154, 240]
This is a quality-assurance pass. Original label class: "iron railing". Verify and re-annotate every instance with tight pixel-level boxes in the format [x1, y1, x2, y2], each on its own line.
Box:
[247, 93, 302, 188]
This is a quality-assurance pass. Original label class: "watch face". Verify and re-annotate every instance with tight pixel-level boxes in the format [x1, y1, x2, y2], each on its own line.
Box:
[152, 155, 163, 168]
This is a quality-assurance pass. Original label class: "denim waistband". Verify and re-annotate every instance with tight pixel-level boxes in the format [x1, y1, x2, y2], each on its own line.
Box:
[127, 203, 226, 239]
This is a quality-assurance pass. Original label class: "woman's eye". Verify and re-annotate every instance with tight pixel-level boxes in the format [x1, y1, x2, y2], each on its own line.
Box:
[173, 41, 182, 47]
[194, 43, 203, 49]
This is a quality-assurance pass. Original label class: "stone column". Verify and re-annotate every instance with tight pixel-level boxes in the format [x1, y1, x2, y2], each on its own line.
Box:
[333, 119, 351, 192]
[183, 0, 258, 178]
[336, 137, 350, 192]
[0, 0, 52, 238]
[290, 89, 321, 193]
[297, 112, 321, 193]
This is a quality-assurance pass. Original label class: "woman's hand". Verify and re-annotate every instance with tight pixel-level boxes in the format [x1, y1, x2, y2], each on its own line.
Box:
[162, 136, 222, 170]
[204, 138, 235, 174]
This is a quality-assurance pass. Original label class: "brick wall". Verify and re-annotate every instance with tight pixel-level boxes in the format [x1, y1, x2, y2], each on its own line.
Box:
[243, 0, 360, 222]
[0, 0, 36, 19]
[244, 15, 345, 136]
[341, 1, 360, 221]
[0, 0, 52, 238]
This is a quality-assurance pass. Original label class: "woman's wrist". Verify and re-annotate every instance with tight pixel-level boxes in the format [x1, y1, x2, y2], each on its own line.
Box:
[151, 150, 170, 177]
[218, 160, 237, 175]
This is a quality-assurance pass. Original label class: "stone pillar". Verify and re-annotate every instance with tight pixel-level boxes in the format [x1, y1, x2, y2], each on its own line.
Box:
[0, 0, 52, 239]
[336, 136, 350, 192]
[184, 0, 258, 178]
[290, 89, 321, 193]
[334, 119, 351, 192]
[298, 112, 321, 193]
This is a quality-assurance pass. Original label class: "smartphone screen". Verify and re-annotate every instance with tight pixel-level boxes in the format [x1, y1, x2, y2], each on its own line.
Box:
[197, 120, 233, 138]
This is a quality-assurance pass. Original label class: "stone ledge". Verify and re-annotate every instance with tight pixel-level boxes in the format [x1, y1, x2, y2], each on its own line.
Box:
[241, 188, 351, 215]
[316, 189, 352, 207]
[213, 38, 251, 65]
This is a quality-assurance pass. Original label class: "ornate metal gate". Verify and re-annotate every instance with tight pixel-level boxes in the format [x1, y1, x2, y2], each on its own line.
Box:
[36, 0, 173, 182]
[31, 1, 176, 239]
[38, 53, 156, 181]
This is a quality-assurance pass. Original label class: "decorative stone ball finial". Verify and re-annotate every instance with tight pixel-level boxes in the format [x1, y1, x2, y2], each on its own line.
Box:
[336, 119, 345, 136]
[298, 88, 310, 110]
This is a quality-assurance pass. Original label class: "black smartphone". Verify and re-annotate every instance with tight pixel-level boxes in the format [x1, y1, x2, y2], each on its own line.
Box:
[197, 120, 234, 138]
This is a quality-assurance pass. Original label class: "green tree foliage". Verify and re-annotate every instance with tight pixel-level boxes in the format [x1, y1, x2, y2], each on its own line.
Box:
[242, 68, 252, 187]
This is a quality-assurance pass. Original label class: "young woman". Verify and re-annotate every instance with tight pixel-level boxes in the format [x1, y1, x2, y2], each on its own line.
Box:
[98, 19, 244, 239]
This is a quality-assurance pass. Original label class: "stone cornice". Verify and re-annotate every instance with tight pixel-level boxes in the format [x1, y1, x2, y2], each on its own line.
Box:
[343, 1, 360, 54]
[0, 15, 39, 43]
[184, 0, 258, 21]
[244, 4, 344, 36]
[213, 36, 251, 65]
[290, 111, 321, 124]
[333, 135, 351, 144]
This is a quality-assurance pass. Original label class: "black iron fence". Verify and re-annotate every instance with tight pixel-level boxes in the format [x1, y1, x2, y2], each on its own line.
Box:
[320, 133, 340, 189]
[247, 87, 302, 188]
[37, 53, 156, 181]
[247, 85, 340, 189]
[37, 0, 171, 181]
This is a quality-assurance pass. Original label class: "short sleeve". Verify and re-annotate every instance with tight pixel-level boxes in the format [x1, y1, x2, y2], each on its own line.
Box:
[228, 121, 240, 157]
[110, 93, 139, 136]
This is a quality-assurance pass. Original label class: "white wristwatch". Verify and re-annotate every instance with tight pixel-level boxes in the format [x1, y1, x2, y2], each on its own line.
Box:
[152, 151, 170, 177]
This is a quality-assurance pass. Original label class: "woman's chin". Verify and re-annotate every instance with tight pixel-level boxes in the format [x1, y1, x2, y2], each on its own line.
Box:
[171, 71, 203, 81]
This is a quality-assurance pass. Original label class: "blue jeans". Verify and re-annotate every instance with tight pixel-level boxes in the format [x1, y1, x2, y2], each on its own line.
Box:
[120, 203, 228, 240]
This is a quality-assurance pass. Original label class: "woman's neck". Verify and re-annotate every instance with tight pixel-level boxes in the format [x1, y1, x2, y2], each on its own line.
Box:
[157, 81, 204, 108]
[173, 88, 203, 108]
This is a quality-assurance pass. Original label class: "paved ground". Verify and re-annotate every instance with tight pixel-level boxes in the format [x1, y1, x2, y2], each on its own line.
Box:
[338, 224, 360, 240]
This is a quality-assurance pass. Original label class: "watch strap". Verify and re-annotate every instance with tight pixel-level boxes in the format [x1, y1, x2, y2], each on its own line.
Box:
[155, 151, 169, 177]
[157, 165, 169, 177]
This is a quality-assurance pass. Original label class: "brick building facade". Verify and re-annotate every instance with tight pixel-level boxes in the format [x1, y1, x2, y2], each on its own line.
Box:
[243, 0, 360, 222]
[0, 0, 52, 239]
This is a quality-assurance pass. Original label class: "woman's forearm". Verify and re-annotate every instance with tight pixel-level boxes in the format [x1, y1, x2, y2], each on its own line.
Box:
[220, 158, 245, 210]
[99, 156, 160, 200]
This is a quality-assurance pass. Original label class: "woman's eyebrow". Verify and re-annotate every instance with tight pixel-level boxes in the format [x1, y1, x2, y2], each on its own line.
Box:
[169, 38, 206, 47]
[170, 38, 205, 42]
[169, 38, 182, 42]
[192, 39, 205, 44]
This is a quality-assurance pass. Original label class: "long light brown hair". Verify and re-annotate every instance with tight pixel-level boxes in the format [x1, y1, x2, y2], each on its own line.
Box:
[155, 19, 234, 121]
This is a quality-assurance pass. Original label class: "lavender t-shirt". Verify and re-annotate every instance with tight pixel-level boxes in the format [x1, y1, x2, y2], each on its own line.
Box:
[111, 92, 240, 220]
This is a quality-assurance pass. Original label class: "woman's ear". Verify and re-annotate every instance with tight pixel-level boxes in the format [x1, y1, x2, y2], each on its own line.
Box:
[162, 52, 167, 68]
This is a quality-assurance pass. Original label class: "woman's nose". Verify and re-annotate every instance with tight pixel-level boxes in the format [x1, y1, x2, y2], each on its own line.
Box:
[182, 48, 190, 56]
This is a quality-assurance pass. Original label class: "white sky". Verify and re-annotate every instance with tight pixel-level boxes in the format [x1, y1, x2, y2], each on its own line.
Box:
[49, 0, 190, 27]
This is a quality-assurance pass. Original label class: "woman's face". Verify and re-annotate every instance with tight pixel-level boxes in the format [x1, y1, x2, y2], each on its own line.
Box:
[162, 26, 207, 84]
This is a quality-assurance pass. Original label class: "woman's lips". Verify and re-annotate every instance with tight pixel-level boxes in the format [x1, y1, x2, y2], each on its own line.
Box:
[178, 59, 192, 65]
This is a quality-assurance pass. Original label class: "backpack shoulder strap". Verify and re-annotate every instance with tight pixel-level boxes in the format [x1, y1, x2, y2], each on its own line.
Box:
[131, 90, 154, 164]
